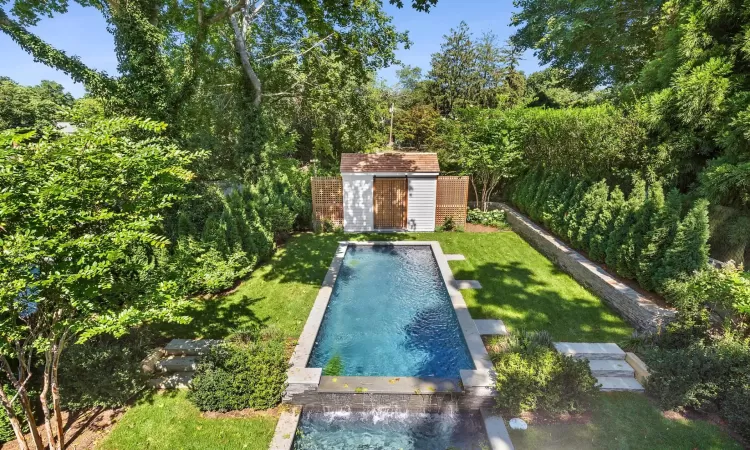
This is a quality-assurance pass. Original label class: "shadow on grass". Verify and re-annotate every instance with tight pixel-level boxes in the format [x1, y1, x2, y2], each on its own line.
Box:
[456, 261, 632, 342]
[154, 294, 266, 339]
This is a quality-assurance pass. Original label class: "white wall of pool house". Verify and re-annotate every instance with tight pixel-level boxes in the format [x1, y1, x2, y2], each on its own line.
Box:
[341, 172, 439, 232]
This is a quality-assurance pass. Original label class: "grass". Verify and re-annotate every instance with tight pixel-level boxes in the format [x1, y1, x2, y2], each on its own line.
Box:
[97, 391, 277, 450]
[510, 392, 742, 450]
[157, 231, 633, 342]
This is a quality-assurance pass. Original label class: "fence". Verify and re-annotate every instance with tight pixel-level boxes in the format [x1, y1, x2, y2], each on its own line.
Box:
[435, 176, 469, 229]
[311, 177, 343, 229]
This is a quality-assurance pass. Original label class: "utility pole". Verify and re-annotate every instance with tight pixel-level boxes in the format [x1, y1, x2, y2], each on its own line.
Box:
[388, 102, 394, 148]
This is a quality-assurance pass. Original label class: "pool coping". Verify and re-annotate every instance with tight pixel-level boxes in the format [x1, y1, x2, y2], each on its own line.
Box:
[285, 241, 495, 398]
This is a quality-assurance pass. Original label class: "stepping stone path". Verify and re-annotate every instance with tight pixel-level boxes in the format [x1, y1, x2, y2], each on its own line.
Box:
[474, 319, 509, 336]
[554, 342, 644, 392]
[454, 280, 482, 289]
[445, 254, 466, 261]
[148, 339, 220, 389]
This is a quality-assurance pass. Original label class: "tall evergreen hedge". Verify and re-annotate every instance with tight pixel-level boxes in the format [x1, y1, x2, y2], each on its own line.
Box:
[508, 168, 710, 297]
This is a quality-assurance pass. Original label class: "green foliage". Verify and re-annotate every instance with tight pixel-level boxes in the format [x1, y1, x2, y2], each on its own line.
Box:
[438, 216, 458, 232]
[489, 331, 598, 416]
[393, 104, 440, 149]
[637, 189, 684, 291]
[59, 331, 152, 411]
[466, 208, 508, 229]
[0, 77, 73, 132]
[189, 326, 288, 412]
[664, 264, 750, 319]
[723, 382, 750, 442]
[654, 199, 710, 285]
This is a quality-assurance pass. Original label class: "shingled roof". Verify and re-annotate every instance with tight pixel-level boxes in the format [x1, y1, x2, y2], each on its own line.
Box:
[340, 152, 440, 173]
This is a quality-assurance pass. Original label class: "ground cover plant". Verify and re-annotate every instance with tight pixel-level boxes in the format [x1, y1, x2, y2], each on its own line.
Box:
[467, 208, 509, 229]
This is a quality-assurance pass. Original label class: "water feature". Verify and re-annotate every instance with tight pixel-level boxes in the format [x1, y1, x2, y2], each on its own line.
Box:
[307, 245, 474, 378]
[293, 408, 489, 450]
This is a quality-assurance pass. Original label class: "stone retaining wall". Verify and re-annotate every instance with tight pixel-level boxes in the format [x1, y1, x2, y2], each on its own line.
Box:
[494, 202, 676, 333]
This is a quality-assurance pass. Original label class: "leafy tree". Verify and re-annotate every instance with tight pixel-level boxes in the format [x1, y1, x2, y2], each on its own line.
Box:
[0, 119, 198, 450]
[443, 108, 525, 210]
[428, 21, 479, 114]
[0, 78, 73, 131]
[511, 0, 662, 90]
[393, 104, 440, 150]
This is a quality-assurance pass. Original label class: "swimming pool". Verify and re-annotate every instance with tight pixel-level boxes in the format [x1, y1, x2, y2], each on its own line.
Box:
[307, 245, 474, 378]
[293, 409, 489, 450]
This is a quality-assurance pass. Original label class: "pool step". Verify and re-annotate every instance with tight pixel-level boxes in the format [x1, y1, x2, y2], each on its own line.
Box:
[156, 355, 199, 373]
[554, 342, 626, 360]
[164, 338, 220, 356]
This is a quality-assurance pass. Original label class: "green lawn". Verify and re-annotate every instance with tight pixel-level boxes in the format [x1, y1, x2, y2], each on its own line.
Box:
[97, 391, 277, 450]
[510, 392, 741, 450]
[157, 231, 633, 342]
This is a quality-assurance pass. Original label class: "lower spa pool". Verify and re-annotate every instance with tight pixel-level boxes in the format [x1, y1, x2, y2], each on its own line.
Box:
[308, 244, 474, 378]
[293, 409, 489, 450]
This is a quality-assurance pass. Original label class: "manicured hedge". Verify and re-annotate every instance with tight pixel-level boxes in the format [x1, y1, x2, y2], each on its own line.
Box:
[510, 168, 710, 295]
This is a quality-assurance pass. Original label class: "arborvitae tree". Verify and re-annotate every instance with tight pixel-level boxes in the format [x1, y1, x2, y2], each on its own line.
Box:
[221, 207, 242, 254]
[541, 173, 569, 228]
[530, 171, 554, 221]
[550, 177, 579, 235]
[589, 186, 625, 262]
[620, 181, 664, 278]
[176, 210, 197, 239]
[559, 180, 589, 239]
[201, 214, 228, 255]
[637, 189, 684, 291]
[517, 169, 541, 213]
[573, 180, 610, 252]
[607, 179, 646, 278]
[654, 199, 710, 286]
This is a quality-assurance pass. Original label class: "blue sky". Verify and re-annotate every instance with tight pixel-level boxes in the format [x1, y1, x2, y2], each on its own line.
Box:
[0, 0, 541, 97]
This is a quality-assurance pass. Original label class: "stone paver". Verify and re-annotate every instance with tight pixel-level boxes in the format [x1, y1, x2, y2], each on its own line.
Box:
[148, 372, 193, 389]
[156, 356, 198, 372]
[474, 319, 508, 336]
[554, 342, 626, 360]
[480, 408, 514, 450]
[597, 376, 644, 392]
[269, 408, 301, 450]
[445, 254, 466, 261]
[589, 360, 634, 377]
[454, 280, 482, 289]
[164, 339, 220, 356]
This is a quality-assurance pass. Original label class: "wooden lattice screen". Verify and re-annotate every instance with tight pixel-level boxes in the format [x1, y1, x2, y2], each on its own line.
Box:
[311, 177, 343, 228]
[435, 176, 469, 229]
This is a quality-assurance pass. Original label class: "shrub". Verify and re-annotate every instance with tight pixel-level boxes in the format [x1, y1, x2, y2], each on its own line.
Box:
[637, 189, 684, 291]
[722, 381, 750, 442]
[438, 216, 458, 231]
[490, 330, 598, 416]
[571, 180, 609, 252]
[189, 326, 287, 412]
[58, 331, 153, 411]
[654, 199, 710, 285]
[588, 186, 625, 262]
[467, 208, 508, 228]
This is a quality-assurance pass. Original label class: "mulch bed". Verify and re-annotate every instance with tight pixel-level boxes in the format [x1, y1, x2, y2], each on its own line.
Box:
[465, 223, 509, 233]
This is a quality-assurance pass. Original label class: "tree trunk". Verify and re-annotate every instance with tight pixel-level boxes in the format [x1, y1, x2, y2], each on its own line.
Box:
[470, 176, 480, 212]
[0, 387, 29, 450]
[40, 350, 55, 448]
[229, 13, 261, 106]
[51, 341, 65, 450]
[0, 356, 44, 450]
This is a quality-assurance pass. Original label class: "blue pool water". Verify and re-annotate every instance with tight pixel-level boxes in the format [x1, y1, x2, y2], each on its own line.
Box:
[293, 410, 489, 450]
[308, 245, 474, 378]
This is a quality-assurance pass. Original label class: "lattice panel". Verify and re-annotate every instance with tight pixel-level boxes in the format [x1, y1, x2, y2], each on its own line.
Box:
[373, 178, 408, 229]
[436, 176, 469, 229]
[311, 177, 343, 228]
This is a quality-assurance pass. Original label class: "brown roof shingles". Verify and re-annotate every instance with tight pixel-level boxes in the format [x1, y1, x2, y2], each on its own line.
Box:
[340, 153, 440, 173]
